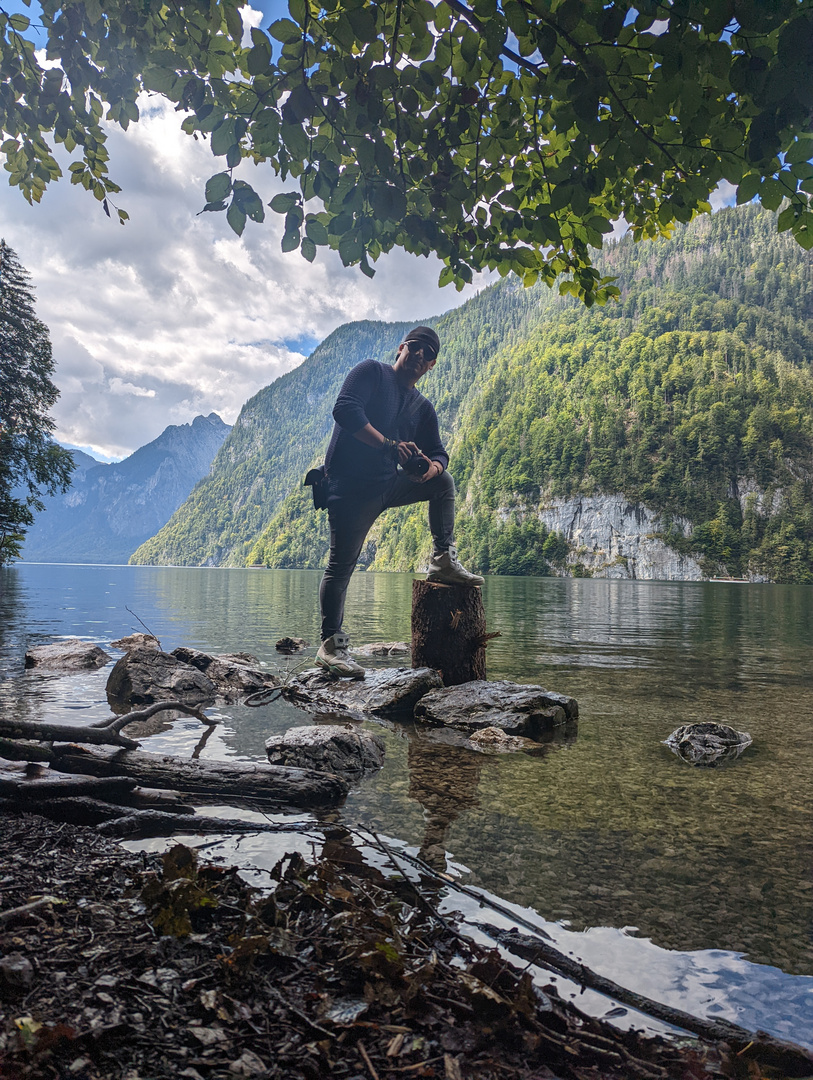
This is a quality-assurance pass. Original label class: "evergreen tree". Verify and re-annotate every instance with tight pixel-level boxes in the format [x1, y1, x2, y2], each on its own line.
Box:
[0, 241, 74, 565]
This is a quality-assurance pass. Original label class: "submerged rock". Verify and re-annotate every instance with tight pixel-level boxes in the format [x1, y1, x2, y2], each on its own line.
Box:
[171, 647, 272, 695]
[664, 723, 752, 767]
[466, 726, 544, 754]
[414, 680, 578, 740]
[25, 639, 111, 672]
[275, 637, 309, 654]
[283, 667, 442, 717]
[110, 633, 161, 652]
[265, 725, 385, 779]
[353, 642, 411, 657]
[106, 646, 216, 707]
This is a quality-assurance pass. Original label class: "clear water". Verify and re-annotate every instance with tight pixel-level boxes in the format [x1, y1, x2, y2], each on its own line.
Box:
[2, 563, 813, 1046]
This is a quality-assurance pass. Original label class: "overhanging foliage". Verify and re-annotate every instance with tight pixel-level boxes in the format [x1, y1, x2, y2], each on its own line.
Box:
[1, 1, 812, 301]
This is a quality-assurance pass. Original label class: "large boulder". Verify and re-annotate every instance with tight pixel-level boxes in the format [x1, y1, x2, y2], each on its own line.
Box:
[414, 680, 578, 740]
[25, 639, 111, 672]
[171, 647, 273, 695]
[664, 723, 752, 767]
[283, 667, 442, 717]
[106, 647, 216, 707]
[265, 725, 385, 779]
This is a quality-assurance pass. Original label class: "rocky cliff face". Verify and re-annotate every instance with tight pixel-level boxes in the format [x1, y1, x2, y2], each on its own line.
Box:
[22, 414, 231, 564]
[533, 494, 705, 580]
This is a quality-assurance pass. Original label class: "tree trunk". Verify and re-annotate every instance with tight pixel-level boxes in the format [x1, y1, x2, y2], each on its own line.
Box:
[411, 581, 488, 686]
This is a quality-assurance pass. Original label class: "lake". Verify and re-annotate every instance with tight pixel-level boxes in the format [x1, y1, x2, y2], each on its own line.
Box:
[2, 562, 813, 1046]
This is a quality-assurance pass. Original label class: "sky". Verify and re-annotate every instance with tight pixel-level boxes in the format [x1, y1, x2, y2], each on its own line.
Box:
[0, 1, 490, 461]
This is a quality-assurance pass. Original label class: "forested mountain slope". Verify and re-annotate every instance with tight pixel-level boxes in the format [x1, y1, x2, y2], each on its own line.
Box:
[247, 206, 813, 583]
[130, 282, 556, 566]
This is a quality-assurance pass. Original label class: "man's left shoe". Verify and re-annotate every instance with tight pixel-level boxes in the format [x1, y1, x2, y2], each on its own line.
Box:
[426, 545, 484, 587]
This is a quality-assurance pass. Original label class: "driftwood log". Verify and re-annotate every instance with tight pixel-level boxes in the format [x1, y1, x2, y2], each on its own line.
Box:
[411, 580, 496, 685]
[5, 744, 348, 808]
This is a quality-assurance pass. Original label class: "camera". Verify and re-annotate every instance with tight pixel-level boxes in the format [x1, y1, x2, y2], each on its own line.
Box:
[402, 450, 431, 476]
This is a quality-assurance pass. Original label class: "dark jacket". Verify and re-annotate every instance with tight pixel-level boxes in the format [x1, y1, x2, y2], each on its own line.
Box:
[325, 359, 448, 497]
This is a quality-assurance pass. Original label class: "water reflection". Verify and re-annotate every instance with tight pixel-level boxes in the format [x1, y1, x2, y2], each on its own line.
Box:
[3, 564, 813, 1042]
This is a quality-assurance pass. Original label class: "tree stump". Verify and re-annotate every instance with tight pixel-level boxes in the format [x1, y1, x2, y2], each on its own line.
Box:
[412, 581, 487, 686]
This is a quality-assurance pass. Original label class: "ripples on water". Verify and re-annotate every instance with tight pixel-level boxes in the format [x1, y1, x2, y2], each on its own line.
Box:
[2, 563, 813, 1044]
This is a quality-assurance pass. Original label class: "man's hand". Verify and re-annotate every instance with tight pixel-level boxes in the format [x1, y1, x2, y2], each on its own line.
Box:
[410, 456, 443, 483]
[396, 440, 421, 466]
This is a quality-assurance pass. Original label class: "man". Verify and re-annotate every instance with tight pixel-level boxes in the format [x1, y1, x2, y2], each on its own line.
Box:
[316, 326, 483, 679]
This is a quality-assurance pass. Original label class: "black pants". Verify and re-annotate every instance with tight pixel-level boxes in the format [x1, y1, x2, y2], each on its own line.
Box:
[319, 470, 455, 640]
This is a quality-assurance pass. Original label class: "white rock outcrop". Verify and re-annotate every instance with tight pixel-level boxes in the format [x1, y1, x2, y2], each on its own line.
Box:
[535, 494, 704, 580]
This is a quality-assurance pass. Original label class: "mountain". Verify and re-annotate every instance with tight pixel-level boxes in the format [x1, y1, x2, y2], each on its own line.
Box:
[131, 206, 813, 583]
[130, 286, 551, 567]
[22, 413, 231, 564]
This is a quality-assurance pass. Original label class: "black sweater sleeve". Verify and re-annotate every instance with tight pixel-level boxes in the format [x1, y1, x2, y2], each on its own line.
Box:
[332, 359, 380, 434]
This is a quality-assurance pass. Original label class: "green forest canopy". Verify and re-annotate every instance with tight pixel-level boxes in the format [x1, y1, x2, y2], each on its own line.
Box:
[1, 1, 812, 301]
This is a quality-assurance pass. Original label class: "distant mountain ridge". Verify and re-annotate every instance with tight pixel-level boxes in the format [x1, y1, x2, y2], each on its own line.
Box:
[22, 413, 231, 564]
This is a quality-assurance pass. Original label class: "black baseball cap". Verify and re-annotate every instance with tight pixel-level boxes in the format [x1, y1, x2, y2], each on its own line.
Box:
[404, 326, 440, 359]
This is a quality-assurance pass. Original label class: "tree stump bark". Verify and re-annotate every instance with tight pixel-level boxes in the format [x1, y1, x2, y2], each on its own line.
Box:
[411, 581, 487, 686]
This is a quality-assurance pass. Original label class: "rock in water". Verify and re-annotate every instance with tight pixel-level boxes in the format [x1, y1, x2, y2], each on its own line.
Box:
[664, 723, 752, 767]
[283, 667, 443, 717]
[414, 680, 578, 740]
[265, 725, 385, 779]
[466, 726, 543, 753]
[171, 647, 273, 694]
[275, 637, 309, 654]
[353, 642, 411, 657]
[106, 646, 216, 706]
[110, 633, 161, 652]
[24, 639, 111, 671]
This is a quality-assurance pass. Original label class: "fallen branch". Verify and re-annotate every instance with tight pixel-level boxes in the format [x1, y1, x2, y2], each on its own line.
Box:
[2, 796, 319, 838]
[353, 831, 813, 1071]
[0, 895, 64, 923]
[90, 701, 215, 732]
[0, 769, 138, 801]
[0, 717, 140, 750]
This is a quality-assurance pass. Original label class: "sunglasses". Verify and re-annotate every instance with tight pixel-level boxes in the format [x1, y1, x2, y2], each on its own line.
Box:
[403, 340, 437, 364]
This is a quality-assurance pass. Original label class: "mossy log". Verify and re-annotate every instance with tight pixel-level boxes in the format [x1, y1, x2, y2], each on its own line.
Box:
[411, 580, 493, 686]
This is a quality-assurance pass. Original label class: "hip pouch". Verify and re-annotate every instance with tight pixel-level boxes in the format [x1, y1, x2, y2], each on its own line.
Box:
[304, 465, 329, 510]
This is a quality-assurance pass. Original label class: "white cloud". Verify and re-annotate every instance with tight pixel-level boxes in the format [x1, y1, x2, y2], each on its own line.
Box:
[108, 378, 157, 398]
[0, 93, 489, 458]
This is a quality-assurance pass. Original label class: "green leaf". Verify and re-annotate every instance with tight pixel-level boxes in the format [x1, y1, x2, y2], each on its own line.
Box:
[225, 3, 243, 42]
[205, 172, 232, 203]
[305, 218, 328, 244]
[777, 205, 796, 232]
[211, 120, 236, 157]
[301, 237, 317, 261]
[281, 229, 300, 252]
[269, 18, 301, 44]
[736, 173, 761, 205]
[234, 181, 265, 222]
[785, 137, 813, 166]
[226, 200, 246, 236]
[269, 192, 300, 214]
[247, 38, 273, 76]
[759, 178, 784, 212]
[9, 12, 30, 30]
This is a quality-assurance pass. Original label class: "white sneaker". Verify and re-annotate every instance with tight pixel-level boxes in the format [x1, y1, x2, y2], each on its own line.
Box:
[426, 545, 484, 587]
[316, 633, 365, 679]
